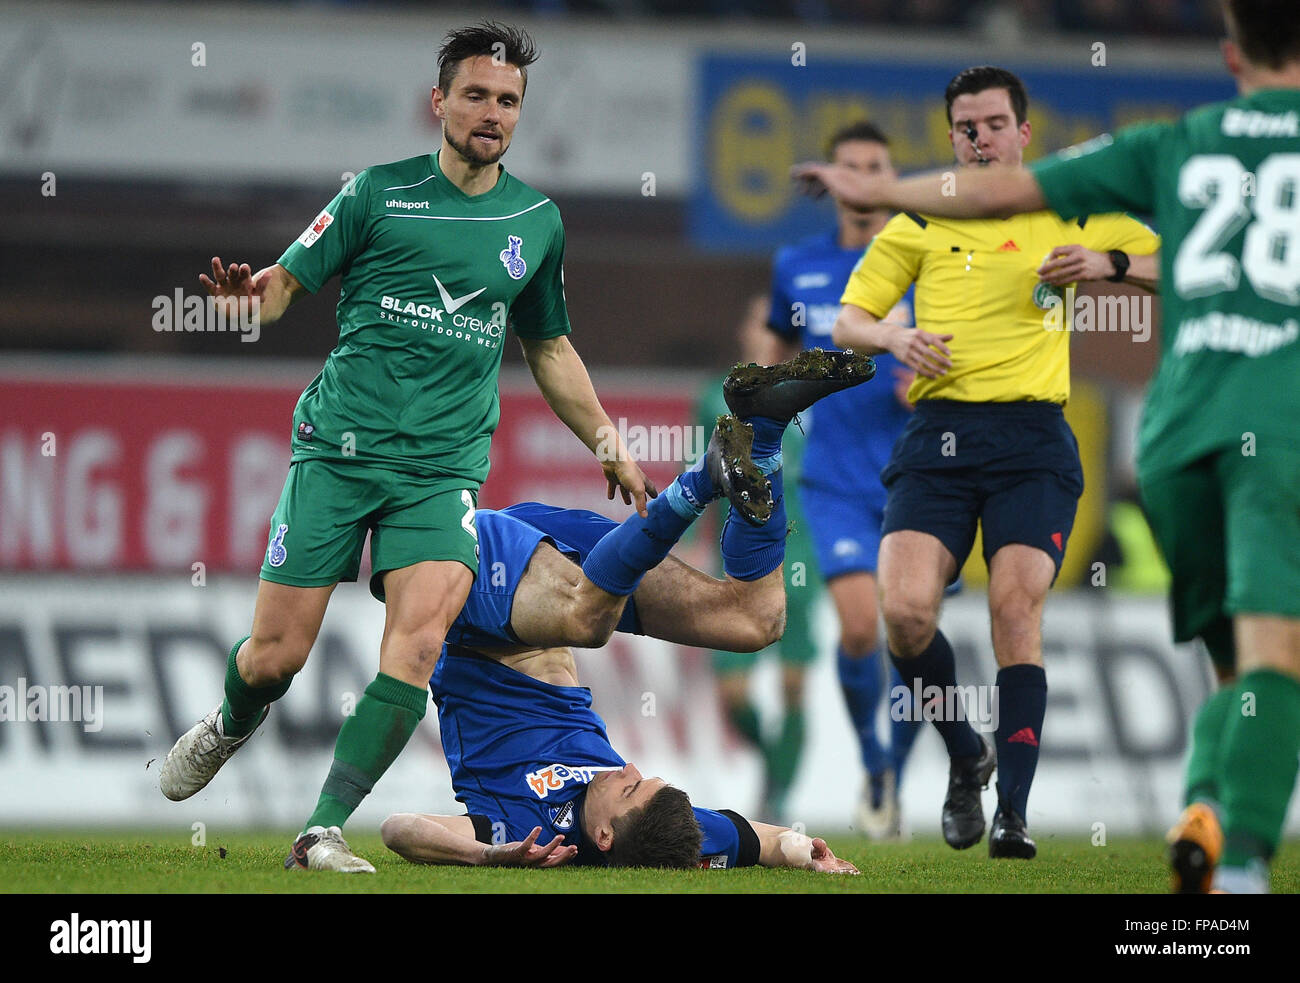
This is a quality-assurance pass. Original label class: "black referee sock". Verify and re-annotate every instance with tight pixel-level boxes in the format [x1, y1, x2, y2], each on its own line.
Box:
[992, 663, 1047, 821]
[890, 630, 982, 759]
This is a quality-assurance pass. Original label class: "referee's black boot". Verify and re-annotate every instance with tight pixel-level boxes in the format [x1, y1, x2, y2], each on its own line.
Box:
[723, 348, 876, 423]
[942, 736, 996, 849]
[989, 786, 1037, 859]
[704, 414, 774, 527]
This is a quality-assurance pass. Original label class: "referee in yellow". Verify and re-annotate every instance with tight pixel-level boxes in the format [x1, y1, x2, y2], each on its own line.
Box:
[831, 66, 1159, 857]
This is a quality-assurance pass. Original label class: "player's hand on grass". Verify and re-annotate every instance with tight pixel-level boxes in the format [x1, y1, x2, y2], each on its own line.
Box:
[806, 838, 860, 875]
[603, 458, 658, 518]
[790, 162, 882, 212]
[1037, 244, 1114, 285]
[481, 826, 578, 868]
[888, 324, 953, 379]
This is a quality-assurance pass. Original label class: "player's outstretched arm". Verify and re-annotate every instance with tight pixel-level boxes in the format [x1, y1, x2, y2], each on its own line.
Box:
[518, 335, 657, 517]
[381, 813, 577, 868]
[793, 161, 1046, 220]
[749, 821, 859, 874]
[198, 258, 304, 329]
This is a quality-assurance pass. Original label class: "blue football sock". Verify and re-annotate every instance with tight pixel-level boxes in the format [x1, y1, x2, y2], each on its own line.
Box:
[890, 630, 982, 759]
[837, 648, 890, 775]
[581, 493, 695, 596]
[993, 663, 1047, 821]
[888, 663, 923, 782]
[747, 415, 786, 460]
[720, 467, 786, 581]
[664, 465, 716, 519]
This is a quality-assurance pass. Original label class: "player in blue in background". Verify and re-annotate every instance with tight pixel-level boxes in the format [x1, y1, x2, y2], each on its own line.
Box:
[766, 122, 923, 838]
[380, 356, 874, 871]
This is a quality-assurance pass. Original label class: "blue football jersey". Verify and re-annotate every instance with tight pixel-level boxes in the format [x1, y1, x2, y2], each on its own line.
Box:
[769, 229, 914, 497]
[431, 647, 759, 868]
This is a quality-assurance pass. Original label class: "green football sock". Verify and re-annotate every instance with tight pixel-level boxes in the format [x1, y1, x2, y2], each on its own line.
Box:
[765, 707, 805, 802]
[1218, 669, 1300, 867]
[727, 700, 763, 749]
[1183, 682, 1237, 806]
[220, 635, 292, 738]
[305, 672, 428, 832]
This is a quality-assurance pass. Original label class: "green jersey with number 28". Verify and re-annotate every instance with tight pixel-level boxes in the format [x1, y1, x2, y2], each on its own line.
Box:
[1031, 89, 1300, 477]
[277, 151, 571, 485]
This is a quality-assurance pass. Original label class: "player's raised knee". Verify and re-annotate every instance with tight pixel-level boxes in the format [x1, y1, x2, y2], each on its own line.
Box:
[380, 813, 418, 856]
[567, 588, 624, 648]
[243, 632, 311, 686]
[568, 612, 619, 649]
[758, 597, 787, 649]
[383, 627, 450, 675]
[729, 597, 785, 653]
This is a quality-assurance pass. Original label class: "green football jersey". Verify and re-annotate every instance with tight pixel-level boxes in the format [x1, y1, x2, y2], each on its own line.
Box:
[277, 151, 571, 484]
[1031, 89, 1300, 476]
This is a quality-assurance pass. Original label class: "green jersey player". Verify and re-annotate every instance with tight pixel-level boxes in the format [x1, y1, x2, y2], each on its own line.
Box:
[792, 0, 1300, 893]
[159, 22, 653, 873]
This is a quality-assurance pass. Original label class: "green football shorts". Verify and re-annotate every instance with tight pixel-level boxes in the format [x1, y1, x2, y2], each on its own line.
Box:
[259, 459, 480, 601]
[1139, 444, 1300, 670]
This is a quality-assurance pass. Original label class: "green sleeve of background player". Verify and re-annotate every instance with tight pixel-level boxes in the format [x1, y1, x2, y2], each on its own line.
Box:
[277, 169, 373, 294]
[1030, 122, 1168, 221]
[509, 215, 572, 340]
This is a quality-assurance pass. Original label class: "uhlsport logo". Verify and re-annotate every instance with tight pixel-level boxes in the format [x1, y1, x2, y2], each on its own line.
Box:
[267, 523, 288, 568]
[385, 198, 430, 211]
[500, 235, 526, 279]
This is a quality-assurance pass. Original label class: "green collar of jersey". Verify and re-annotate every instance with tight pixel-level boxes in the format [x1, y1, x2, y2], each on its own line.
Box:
[430, 150, 510, 204]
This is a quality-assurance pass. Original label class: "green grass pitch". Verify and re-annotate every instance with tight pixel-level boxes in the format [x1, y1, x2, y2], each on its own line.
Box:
[3, 830, 1296, 893]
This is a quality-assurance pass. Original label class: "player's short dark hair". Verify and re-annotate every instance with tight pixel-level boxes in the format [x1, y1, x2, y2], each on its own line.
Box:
[607, 785, 702, 869]
[437, 21, 539, 95]
[825, 121, 890, 160]
[944, 66, 1029, 126]
[1223, 0, 1300, 70]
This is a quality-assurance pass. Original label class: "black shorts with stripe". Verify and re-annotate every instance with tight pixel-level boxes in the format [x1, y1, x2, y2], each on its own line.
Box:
[880, 399, 1084, 582]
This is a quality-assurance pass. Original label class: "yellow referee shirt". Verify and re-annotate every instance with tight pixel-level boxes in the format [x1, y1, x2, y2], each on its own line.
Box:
[841, 210, 1159, 404]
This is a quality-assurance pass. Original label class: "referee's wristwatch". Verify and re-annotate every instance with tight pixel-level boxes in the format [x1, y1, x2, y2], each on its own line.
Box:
[1106, 249, 1130, 283]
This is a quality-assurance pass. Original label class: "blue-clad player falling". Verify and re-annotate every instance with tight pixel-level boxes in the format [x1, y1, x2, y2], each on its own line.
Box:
[379, 355, 875, 870]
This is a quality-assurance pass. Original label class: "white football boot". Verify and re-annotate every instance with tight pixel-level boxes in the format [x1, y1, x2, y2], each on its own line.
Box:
[856, 768, 901, 840]
[284, 826, 376, 873]
[159, 705, 267, 801]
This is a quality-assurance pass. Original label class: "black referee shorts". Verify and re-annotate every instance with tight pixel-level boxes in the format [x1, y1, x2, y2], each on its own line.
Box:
[880, 399, 1084, 582]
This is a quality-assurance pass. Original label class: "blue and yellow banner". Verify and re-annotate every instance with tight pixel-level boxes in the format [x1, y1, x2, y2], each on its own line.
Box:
[693, 54, 1233, 251]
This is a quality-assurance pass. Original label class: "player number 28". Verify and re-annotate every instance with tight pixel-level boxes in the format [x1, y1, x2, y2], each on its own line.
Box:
[1174, 152, 1300, 305]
